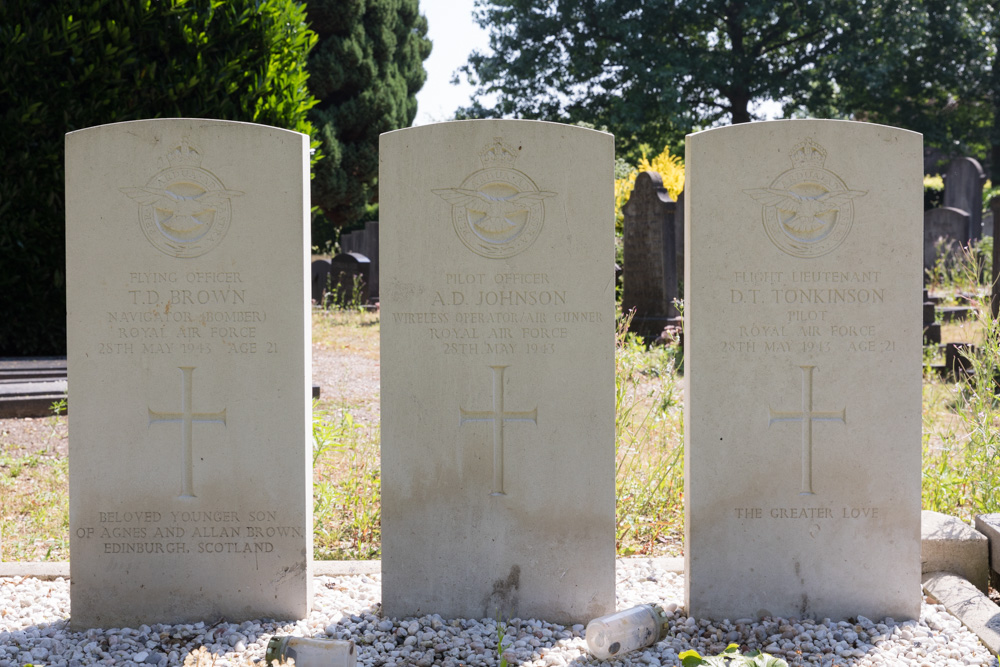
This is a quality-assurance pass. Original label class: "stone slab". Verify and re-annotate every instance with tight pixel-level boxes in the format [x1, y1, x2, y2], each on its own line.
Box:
[974, 514, 1000, 593]
[379, 120, 615, 624]
[0, 557, 678, 581]
[921, 510, 988, 593]
[924, 207, 970, 271]
[685, 120, 922, 621]
[65, 119, 312, 629]
[943, 157, 986, 240]
[923, 571, 1000, 655]
[622, 171, 679, 338]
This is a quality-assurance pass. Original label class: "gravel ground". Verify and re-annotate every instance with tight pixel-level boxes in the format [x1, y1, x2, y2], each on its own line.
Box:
[1, 559, 997, 667]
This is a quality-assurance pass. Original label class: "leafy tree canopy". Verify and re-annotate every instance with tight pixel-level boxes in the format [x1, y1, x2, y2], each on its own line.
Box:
[459, 0, 999, 173]
[306, 0, 432, 249]
[0, 0, 320, 355]
[458, 0, 850, 159]
[799, 0, 998, 175]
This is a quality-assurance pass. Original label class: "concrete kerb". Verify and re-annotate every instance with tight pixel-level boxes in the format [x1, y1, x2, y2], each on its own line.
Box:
[0, 557, 685, 581]
[923, 571, 1000, 655]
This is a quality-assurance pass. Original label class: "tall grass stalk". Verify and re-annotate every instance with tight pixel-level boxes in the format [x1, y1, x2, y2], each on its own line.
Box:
[312, 405, 381, 559]
[615, 312, 684, 556]
[922, 244, 1000, 520]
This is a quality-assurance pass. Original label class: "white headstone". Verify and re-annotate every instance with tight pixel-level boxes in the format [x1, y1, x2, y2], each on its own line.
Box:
[379, 120, 615, 623]
[685, 120, 922, 621]
[66, 119, 312, 629]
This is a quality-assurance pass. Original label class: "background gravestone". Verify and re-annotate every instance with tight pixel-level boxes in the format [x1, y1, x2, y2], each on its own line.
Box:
[675, 189, 686, 283]
[311, 258, 333, 305]
[943, 157, 986, 240]
[379, 120, 615, 623]
[339, 220, 380, 301]
[685, 120, 922, 621]
[622, 171, 679, 338]
[924, 207, 971, 273]
[991, 197, 1000, 318]
[66, 119, 312, 629]
[328, 252, 371, 306]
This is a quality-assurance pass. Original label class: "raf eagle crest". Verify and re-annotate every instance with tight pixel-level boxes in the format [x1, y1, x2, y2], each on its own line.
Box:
[744, 138, 866, 259]
[433, 138, 555, 259]
[121, 139, 243, 258]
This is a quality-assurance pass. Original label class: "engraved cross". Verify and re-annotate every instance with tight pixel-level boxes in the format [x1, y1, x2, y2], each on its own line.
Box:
[768, 365, 846, 496]
[148, 366, 227, 499]
[460, 365, 537, 496]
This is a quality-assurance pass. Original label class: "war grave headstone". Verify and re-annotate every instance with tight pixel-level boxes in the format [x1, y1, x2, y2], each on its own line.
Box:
[685, 120, 922, 621]
[379, 120, 615, 623]
[943, 157, 986, 240]
[924, 207, 971, 272]
[622, 171, 679, 338]
[66, 119, 312, 629]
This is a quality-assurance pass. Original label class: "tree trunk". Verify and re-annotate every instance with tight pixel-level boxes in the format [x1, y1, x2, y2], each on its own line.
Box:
[731, 93, 752, 124]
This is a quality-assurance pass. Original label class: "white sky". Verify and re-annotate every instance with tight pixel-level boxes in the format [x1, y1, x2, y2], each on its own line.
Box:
[414, 0, 491, 126]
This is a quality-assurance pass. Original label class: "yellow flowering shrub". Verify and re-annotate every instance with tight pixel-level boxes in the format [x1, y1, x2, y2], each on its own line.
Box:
[614, 145, 685, 232]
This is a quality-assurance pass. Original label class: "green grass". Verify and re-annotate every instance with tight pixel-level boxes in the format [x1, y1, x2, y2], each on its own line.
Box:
[0, 448, 69, 561]
[312, 407, 382, 560]
[615, 314, 684, 556]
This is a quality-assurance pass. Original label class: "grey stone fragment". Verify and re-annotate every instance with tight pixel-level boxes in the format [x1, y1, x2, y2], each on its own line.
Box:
[921, 510, 989, 594]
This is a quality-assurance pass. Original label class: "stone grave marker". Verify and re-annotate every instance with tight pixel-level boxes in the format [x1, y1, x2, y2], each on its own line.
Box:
[339, 221, 380, 300]
[622, 171, 679, 338]
[924, 207, 971, 272]
[328, 252, 371, 306]
[66, 119, 312, 629]
[311, 258, 333, 305]
[992, 197, 1000, 318]
[685, 120, 922, 621]
[675, 189, 686, 282]
[943, 157, 986, 240]
[379, 120, 615, 623]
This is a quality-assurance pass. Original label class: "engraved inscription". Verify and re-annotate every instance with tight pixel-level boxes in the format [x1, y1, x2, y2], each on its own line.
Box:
[460, 365, 537, 496]
[433, 138, 555, 259]
[95, 269, 277, 356]
[734, 506, 881, 520]
[744, 138, 867, 258]
[768, 365, 846, 496]
[391, 271, 603, 356]
[722, 269, 896, 355]
[75, 509, 301, 556]
[148, 366, 227, 499]
[121, 139, 243, 258]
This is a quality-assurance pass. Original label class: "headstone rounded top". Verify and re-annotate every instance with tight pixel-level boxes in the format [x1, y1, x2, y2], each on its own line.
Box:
[331, 252, 370, 265]
[384, 120, 612, 263]
[66, 117, 308, 140]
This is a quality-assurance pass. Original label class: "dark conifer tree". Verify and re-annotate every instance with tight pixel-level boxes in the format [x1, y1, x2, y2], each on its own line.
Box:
[306, 0, 432, 248]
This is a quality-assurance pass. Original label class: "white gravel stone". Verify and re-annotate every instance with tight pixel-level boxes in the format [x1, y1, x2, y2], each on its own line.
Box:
[0, 563, 998, 666]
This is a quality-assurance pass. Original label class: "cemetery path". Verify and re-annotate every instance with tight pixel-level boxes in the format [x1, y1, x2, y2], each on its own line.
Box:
[313, 342, 380, 427]
[0, 343, 380, 457]
[0, 414, 67, 457]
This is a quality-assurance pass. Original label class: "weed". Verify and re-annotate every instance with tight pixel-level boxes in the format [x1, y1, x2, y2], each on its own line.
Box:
[680, 643, 787, 666]
[496, 616, 510, 667]
[615, 311, 684, 556]
[322, 271, 368, 311]
[312, 409, 381, 560]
